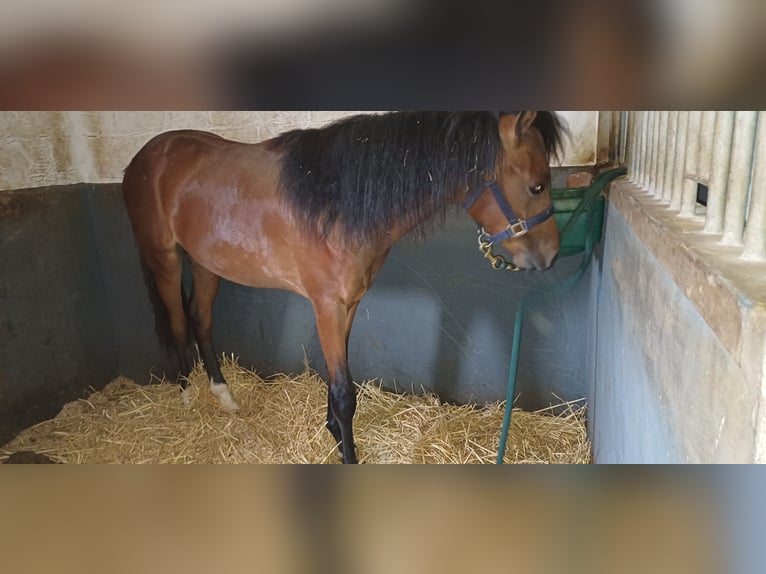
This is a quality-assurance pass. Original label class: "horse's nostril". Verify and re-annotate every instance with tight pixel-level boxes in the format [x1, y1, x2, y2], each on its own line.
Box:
[531, 251, 557, 271]
[543, 252, 557, 270]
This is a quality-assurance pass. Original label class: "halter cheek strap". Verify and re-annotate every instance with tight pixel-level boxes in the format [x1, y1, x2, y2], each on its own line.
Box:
[463, 178, 555, 244]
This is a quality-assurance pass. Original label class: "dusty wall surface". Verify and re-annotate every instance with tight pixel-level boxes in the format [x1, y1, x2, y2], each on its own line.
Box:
[0, 112, 79, 190]
[0, 185, 118, 442]
[0, 111, 598, 191]
[0, 111, 366, 190]
[591, 199, 764, 462]
[558, 110, 598, 166]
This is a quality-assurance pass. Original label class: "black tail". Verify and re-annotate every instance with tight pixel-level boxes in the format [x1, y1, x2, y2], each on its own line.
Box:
[140, 261, 178, 355]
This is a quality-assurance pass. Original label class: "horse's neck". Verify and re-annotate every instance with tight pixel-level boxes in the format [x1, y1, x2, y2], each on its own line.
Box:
[382, 189, 466, 245]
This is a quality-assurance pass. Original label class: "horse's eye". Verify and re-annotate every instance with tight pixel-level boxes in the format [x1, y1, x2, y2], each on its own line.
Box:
[530, 184, 545, 195]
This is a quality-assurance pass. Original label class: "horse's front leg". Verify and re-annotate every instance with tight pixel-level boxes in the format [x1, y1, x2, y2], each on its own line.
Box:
[314, 299, 360, 464]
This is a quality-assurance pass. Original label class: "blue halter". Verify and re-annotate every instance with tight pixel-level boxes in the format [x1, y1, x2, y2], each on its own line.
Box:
[463, 174, 555, 244]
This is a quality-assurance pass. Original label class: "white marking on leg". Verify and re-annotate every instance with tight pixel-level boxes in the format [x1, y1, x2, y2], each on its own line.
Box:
[181, 386, 195, 408]
[210, 378, 239, 411]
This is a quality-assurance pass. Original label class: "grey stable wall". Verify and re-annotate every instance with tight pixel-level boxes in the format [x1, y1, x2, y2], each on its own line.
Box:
[0, 187, 119, 441]
[1, 172, 595, 443]
[588, 202, 760, 463]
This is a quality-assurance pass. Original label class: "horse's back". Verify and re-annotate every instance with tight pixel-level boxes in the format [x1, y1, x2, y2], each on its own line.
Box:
[124, 130, 243, 247]
[122, 128, 297, 285]
[123, 129, 270, 207]
[125, 129, 230, 176]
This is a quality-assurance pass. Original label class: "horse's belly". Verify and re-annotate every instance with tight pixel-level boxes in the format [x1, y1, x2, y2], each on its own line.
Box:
[173, 201, 307, 295]
[197, 242, 305, 295]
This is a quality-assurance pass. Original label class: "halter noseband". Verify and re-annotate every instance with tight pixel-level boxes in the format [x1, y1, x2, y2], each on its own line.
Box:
[462, 172, 555, 270]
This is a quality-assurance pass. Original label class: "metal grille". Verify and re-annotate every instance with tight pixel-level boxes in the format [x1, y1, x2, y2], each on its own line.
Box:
[621, 111, 765, 262]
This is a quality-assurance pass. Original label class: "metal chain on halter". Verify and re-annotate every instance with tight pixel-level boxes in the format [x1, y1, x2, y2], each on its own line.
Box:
[467, 172, 521, 272]
[476, 228, 521, 271]
[466, 169, 554, 273]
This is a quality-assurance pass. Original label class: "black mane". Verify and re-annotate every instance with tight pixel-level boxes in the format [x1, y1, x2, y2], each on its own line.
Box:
[272, 111, 564, 243]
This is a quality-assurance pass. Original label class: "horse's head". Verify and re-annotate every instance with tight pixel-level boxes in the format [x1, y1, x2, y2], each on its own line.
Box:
[465, 111, 562, 271]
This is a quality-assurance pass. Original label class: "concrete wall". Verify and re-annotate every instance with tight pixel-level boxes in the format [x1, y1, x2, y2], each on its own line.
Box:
[0, 111, 598, 191]
[589, 184, 766, 463]
[0, 186, 118, 442]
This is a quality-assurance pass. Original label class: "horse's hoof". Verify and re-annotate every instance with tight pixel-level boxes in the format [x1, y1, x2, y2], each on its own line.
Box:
[210, 381, 240, 411]
[3, 451, 58, 464]
[339, 445, 359, 464]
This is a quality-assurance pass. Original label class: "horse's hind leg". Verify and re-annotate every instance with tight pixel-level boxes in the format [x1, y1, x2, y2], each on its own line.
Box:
[147, 247, 194, 390]
[188, 259, 239, 411]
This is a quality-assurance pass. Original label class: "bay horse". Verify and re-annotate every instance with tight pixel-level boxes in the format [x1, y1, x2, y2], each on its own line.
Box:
[122, 111, 564, 463]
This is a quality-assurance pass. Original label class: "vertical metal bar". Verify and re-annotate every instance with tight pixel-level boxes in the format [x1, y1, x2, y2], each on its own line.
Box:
[632, 111, 644, 185]
[704, 111, 735, 234]
[652, 111, 661, 195]
[644, 111, 653, 190]
[627, 112, 637, 176]
[642, 111, 652, 189]
[625, 112, 632, 173]
[742, 112, 766, 260]
[722, 111, 758, 245]
[662, 111, 679, 203]
[619, 111, 628, 165]
[649, 110, 660, 195]
[654, 111, 663, 194]
[608, 111, 620, 164]
[697, 111, 717, 183]
[638, 111, 647, 185]
[644, 111, 653, 189]
[634, 111, 642, 180]
[611, 111, 619, 163]
[655, 111, 669, 201]
[680, 111, 702, 217]
[671, 111, 689, 210]
[639, 111, 649, 187]
[627, 112, 634, 177]
[654, 111, 663, 193]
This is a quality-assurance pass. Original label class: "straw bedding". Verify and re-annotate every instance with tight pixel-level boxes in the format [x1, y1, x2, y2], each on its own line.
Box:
[0, 357, 590, 464]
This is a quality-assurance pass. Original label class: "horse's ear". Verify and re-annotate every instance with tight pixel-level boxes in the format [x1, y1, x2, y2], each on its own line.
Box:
[515, 111, 537, 137]
[499, 111, 537, 147]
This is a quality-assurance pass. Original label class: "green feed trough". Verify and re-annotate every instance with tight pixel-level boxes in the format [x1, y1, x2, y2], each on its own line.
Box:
[552, 186, 606, 257]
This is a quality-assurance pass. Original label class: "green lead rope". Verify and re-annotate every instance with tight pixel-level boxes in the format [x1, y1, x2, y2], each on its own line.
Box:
[496, 167, 627, 464]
